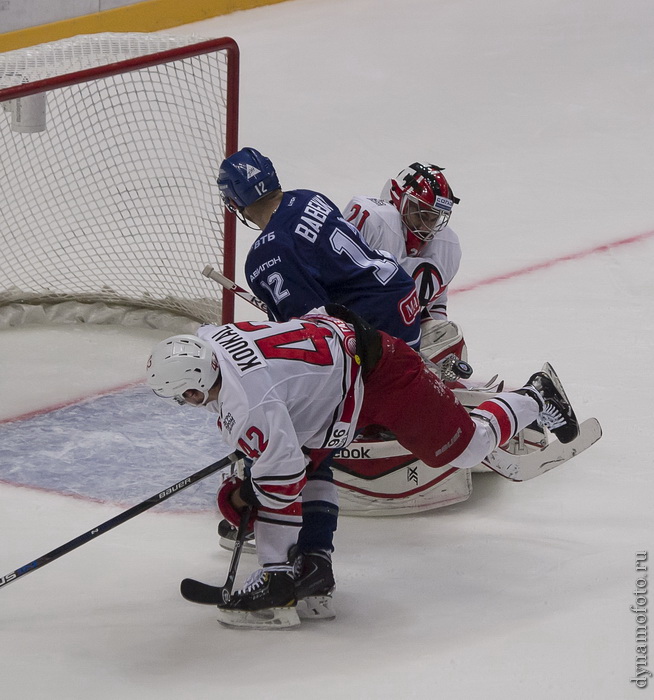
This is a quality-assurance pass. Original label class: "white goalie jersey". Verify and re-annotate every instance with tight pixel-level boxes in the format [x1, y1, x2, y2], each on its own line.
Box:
[197, 316, 363, 511]
[343, 195, 462, 321]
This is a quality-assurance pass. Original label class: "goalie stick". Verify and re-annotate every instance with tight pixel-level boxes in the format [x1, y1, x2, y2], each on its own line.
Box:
[180, 504, 254, 605]
[0, 451, 242, 591]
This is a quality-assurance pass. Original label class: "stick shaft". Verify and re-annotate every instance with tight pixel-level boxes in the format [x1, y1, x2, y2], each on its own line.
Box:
[0, 451, 242, 590]
[221, 505, 254, 602]
[202, 265, 268, 314]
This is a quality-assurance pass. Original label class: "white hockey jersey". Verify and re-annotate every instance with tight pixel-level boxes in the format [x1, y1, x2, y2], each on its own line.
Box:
[197, 315, 363, 511]
[343, 195, 462, 320]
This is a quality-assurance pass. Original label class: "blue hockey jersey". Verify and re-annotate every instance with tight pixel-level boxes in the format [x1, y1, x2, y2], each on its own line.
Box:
[244, 189, 421, 348]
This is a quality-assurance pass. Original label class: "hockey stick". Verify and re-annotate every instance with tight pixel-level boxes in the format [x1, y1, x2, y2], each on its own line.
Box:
[0, 451, 242, 591]
[180, 504, 254, 605]
[202, 265, 268, 314]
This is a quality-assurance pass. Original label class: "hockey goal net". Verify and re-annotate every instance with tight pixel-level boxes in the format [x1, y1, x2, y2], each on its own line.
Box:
[0, 33, 239, 330]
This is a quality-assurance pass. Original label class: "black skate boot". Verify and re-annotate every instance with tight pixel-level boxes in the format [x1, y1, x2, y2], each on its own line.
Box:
[216, 565, 299, 629]
[291, 548, 336, 620]
[218, 518, 256, 554]
[522, 364, 580, 444]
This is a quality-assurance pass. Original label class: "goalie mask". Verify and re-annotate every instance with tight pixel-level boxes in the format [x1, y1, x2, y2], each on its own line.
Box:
[217, 147, 281, 225]
[383, 162, 459, 256]
[146, 335, 220, 406]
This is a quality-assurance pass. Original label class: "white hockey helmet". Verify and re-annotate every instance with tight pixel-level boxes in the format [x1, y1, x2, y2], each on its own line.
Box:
[146, 335, 220, 406]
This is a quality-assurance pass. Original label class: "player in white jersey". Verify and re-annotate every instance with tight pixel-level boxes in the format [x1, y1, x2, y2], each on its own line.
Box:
[343, 162, 468, 376]
[146, 308, 580, 629]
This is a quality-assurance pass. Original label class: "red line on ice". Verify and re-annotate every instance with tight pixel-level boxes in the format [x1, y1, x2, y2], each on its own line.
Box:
[0, 380, 142, 424]
[452, 229, 654, 295]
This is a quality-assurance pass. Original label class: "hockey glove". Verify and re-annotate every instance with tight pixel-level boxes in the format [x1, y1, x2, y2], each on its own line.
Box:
[217, 476, 257, 531]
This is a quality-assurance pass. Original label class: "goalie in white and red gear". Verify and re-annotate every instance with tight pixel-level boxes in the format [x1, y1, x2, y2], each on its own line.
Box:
[343, 161, 467, 384]
[341, 165, 467, 514]
[344, 162, 461, 326]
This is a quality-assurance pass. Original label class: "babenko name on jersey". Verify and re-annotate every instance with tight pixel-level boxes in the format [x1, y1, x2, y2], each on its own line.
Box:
[294, 194, 333, 242]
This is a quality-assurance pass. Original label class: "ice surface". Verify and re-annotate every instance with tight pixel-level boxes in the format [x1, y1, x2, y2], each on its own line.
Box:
[0, 385, 229, 510]
[1, 1, 653, 698]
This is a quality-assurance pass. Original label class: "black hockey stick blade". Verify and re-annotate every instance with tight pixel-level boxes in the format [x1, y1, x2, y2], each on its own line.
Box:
[0, 451, 243, 592]
[181, 504, 253, 605]
[180, 578, 230, 605]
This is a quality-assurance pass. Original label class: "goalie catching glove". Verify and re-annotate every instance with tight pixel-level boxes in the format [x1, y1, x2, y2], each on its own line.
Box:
[216, 476, 257, 531]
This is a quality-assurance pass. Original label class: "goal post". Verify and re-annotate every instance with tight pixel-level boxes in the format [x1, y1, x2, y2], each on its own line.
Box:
[0, 33, 239, 330]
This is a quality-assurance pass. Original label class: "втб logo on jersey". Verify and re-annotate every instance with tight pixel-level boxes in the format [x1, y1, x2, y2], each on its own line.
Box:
[210, 326, 264, 373]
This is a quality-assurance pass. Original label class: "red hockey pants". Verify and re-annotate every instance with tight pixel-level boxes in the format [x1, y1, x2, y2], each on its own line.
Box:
[357, 331, 476, 469]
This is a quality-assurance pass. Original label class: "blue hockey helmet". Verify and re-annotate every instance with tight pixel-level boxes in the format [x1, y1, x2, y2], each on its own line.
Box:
[217, 147, 281, 210]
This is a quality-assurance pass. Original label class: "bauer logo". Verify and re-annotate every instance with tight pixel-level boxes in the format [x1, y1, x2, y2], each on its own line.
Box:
[159, 478, 191, 499]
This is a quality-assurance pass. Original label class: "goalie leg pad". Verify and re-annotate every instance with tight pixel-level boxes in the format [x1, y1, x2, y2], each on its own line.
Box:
[451, 392, 540, 469]
[420, 319, 467, 364]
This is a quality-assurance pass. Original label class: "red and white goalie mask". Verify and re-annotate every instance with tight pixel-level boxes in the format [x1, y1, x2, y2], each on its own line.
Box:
[384, 162, 459, 256]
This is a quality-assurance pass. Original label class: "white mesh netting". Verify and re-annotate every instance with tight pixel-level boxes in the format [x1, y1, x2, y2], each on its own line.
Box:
[0, 33, 237, 329]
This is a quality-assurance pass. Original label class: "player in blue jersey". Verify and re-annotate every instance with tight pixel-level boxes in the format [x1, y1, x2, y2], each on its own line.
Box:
[218, 148, 421, 349]
[216, 148, 422, 616]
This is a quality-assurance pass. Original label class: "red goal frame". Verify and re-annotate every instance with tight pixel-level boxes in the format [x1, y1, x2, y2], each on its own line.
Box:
[0, 36, 240, 324]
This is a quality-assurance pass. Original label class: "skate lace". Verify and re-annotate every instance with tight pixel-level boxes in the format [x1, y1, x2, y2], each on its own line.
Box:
[538, 402, 566, 430]
[238, 568, 267, 594]
[238, 565, 292, 595]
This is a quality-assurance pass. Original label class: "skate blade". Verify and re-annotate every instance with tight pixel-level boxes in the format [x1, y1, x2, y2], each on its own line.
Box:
[216, 605, 300, 630]
[541, 362, 572, 405]
[297, 595, 336, 620]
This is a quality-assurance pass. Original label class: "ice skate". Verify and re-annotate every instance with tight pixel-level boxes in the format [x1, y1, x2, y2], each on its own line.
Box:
[291, 549, 336, 620]
[522, 363, 580, 444]
[218, 518, 256, 554]
[216, 565, 300, 630]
